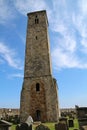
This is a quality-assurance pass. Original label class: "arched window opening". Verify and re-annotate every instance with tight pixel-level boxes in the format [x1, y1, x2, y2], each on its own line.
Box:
[36, 83, 40, 91]
[35, 15, 39, 24]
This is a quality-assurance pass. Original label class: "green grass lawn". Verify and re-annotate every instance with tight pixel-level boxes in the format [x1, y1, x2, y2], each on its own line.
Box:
[11, 125, 16, 130]
[11, 118, 79, 130]
[42, 119, 79, 130]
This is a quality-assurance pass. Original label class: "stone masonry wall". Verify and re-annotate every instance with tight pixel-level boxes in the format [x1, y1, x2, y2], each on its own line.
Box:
[20, 75, 59, 122]
[20, 10, 59, 123]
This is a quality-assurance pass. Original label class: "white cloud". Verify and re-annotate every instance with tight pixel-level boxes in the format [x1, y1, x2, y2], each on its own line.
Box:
[9, 73, 23, 78]
[81, 38, 87, 48]
[52, 46, 87, 70]
[0, 0, 15, 24]
[61, 35, 77, 53]
[49, 0, 87, 70]
[79, 0, 87, 15]
[13, 0, 49, 15]
[0, 42, 23, 69]
[80, 38, 87, 54]
[1, 0, 87, 70]
[13, 0, 53, 25]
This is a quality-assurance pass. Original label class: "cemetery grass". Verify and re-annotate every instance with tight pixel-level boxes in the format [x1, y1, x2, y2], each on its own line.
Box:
[11, 125, 16, 130]
[11, 123, 55, 130]
[11, 118, 79, 130]
[38, 119, 79, 130]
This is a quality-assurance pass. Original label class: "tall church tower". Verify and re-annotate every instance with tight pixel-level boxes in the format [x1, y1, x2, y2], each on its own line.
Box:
[20, 10, 59, 122]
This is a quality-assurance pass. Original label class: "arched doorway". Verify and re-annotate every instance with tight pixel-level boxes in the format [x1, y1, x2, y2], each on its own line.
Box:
[36, 110, 41, 121]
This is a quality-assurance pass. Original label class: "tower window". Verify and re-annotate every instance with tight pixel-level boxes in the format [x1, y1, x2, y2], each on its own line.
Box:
[36, 83, 40, 91]
[35, 19, 39, 24]
[36, 36, 37, 40]
[35, 15, 39, 24]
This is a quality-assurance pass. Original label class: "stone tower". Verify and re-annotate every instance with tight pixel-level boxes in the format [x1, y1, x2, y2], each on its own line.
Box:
[20, 10, 59, 122]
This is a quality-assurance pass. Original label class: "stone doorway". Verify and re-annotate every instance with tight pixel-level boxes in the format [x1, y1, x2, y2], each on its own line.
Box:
[36, 110, 41, 121]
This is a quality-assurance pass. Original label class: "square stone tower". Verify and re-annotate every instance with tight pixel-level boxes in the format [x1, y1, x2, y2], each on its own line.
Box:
[20, 10, 59, 122]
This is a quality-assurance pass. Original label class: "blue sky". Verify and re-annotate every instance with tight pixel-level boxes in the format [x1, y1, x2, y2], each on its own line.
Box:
[0, 0, 87, 108]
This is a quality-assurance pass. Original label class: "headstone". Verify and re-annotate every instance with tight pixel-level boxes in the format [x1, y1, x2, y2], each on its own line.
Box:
[25, 116, 33, 126]
[0, 120, 12, 130]
[55, 123, 68, 130]
[16, 123, 32, 130]
[29, 125, 32, 130]
[68, 119, 74, 127]
[59, 117, 67, 125]
[20, 123, 29, 130]
[35, 124, 50, 130]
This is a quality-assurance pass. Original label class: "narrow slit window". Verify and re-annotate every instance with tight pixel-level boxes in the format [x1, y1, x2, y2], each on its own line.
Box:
[36, 36, 37, 40]
[36, 83, 40, 91]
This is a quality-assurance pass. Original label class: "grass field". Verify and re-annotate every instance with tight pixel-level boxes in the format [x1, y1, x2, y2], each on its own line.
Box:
[11, 125, 16, 130]
[11, 118, 79, 130]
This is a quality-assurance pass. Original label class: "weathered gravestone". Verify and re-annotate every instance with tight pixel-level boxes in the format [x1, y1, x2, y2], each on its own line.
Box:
[25, 116, 33, 126]
[68, 119, 74, 127]
[55, 123, 68, 130]
[16, 116, 33, 130]
[20, 123, 29, 130]
[29, 125, 32, 130]
[16, 123, 32, 130]
[0, 120, 12, 130]
[58, 117, 68, 130]
[59, 117, 68, 125]
[35, 124, 50, 130]
[76, 106, 87, 129]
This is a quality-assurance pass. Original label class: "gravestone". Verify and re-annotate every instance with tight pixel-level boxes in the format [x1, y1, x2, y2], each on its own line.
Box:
[25, 116, 33, 126]
[76, 106, 87, 129]
[20, 123, 28, 130]
[29, 125, 32, 130]
[0, 120, 12, 130]
[59, 117, 67, 125]
[55, 123, 68, 130]
[59, 117, 68, 130]
[16, 123, 32, 130]
[68, 119, 74, 127]
[35, 124, 50, 130]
